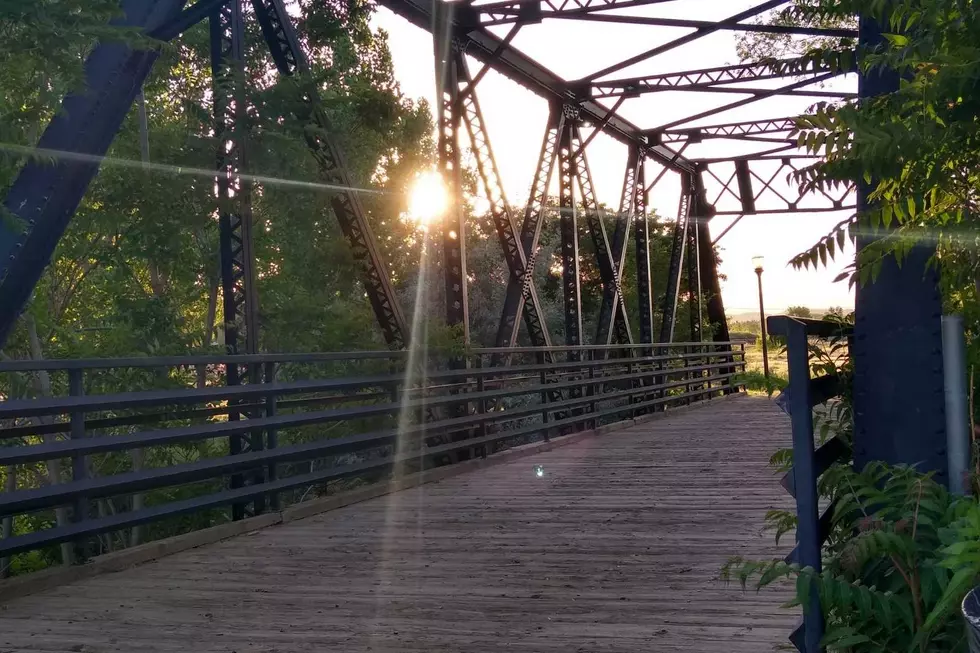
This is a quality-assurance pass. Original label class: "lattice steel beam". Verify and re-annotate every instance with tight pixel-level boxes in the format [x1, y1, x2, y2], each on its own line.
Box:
[592, 58, 852, 99]
[210, 0, 264, 520]
[557, 110, 583, 350]
[693, 170, 730, 346]
[634, 160, 654, 345]
[476, 0, 676, 25]
[433, 11, 470, 342]
[211, 0, 258, 363]
[0, 0, 189, 348]
[595, 146, 641, 346]
[251, 0, 409, 349]
[457, 55, 553, 350]
[496, 105, 565, 350]
[686, 217, 702, 341]
[659, 175, 692, 343]
[662, 117, 799, 143]
[572, 125, 632, 346]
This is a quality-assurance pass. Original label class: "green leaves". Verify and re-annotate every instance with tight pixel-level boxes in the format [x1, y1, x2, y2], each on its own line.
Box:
[729, 451, 980, 653]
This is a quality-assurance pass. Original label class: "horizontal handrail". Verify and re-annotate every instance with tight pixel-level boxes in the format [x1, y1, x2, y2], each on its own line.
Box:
[0, 342, 744, 373]
[0, 362, 738, 464]
[0, 351, 743, 420]
[766, 315, 852, 339]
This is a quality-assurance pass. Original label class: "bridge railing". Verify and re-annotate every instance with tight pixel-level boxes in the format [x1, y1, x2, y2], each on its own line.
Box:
[0, 343, 744, 571]
[767, 316, 853, 653]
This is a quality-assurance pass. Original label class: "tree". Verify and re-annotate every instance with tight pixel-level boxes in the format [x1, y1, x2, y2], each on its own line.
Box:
[785, 306, 813, 318]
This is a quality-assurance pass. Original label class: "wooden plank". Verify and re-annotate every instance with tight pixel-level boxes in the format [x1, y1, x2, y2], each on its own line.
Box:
[0, 396, 795, 652]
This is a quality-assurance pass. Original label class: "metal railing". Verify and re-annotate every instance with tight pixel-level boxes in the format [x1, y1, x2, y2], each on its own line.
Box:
[0, 342, 744, 571]
[767, 316, 853, 653]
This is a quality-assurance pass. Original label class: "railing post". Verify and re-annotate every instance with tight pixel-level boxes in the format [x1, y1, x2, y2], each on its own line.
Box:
[587, 350, 597, 429]
[68, 369, 86, 562]
[539, 352, 550, 442]
[264, 361, 279, 511]
[943, 315, 971, 495]
[784, 319, 823, 653]
[475, 356, 488, 457]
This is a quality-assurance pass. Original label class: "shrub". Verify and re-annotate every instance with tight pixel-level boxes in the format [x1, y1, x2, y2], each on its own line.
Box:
[724, 463, 980, 652]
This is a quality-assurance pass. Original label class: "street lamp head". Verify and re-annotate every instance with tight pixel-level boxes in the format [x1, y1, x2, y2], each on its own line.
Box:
[752, 255, 764, 273]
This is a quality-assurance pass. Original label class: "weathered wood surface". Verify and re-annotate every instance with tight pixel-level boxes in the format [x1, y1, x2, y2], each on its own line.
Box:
[0, 395, 794, 652]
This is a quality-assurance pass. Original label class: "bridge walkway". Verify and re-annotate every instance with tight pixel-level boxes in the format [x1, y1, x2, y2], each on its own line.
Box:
[0, 395, 792, 652]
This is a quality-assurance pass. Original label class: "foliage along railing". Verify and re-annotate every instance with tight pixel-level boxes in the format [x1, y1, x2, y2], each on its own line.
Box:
[766, 316, 853, 653]
[0, 342, 745, 576]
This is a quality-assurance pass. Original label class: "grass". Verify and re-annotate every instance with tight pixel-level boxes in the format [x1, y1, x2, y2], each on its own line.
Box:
[739, 342, 789, 396]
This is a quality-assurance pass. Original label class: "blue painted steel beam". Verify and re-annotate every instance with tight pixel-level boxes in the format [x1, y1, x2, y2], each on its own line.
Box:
[0, 0, 195, 348]
[852, 10, 948, 484]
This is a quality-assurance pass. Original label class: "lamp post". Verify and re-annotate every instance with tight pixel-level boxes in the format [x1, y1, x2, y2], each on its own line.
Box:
[753, 255, 770, 381]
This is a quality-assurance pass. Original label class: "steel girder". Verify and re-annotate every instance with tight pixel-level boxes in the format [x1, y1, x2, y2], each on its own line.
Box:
[251, 0, 409, 349]
[557, 108, 584, 351]
[659, 175, 692, 343]
[595, 146, 642, 347]
[699, 155, 855, 216]
[455, 55, 554, 351]
[0, 0, 188, 347]
[634, 163, 654, 346]
[851, 11, 947, 490]
[591, 58, 853, 100]
[433, 6, 470, 343]
[496, 105, 565, 351]
[686, 217, 702, 342]
[210, 0, 258, 364]
[663, 117, 800, 144]
[571, 126, 633, 347]
[210, 0, 263, 519]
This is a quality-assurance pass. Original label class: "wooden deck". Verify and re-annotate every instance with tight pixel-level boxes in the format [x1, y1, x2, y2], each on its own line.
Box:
[0, 395, 794, 652]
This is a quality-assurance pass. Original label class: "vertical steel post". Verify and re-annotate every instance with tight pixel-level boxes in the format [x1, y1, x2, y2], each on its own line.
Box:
[496, 105, 564, 351]
[943, 315, 971, 495]
[635, 159, 654, 347]
[433, 5, 469, 346]
[264, 361, 279, 510]
[853, 6, 947, 480]
[596, 146, 641, 347]
[572, 126, 632, 347]
[687, 217, 702, 342]
[557, 111, 583, 353]
[693, 168, 732, 389]
[457, 55, 552, 350]
[68, 369, 86, 562]
[659, 175, 691, 343]
[211, 0, 260, 520]
[784, 318, 824, 653]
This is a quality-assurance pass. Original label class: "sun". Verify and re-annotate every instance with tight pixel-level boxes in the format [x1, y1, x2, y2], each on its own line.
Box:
[407, 170, 448, 228]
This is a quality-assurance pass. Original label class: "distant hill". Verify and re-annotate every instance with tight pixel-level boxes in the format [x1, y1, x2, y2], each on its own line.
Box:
[728, 308, 843, 323]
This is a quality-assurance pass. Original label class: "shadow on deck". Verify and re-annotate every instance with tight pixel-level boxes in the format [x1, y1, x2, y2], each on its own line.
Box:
[0, 395, 793, 652]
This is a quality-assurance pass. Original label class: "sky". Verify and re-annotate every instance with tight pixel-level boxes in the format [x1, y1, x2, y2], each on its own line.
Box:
[369, 0, 857, 316]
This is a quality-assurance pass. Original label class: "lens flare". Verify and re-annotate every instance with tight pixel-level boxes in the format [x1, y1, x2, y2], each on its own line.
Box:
[407, 170, 448, 227]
